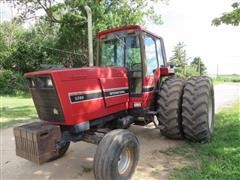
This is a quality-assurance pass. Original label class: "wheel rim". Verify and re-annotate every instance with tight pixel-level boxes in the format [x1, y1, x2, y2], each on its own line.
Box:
[208, 93, 213, 133]
[118, 147, 133, 175]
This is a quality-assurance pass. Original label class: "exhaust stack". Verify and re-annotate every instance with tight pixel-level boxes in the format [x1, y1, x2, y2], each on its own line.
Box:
[84, 5, 94, 67]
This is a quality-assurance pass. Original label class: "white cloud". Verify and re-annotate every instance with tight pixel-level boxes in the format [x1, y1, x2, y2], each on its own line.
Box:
[148, 0, 240, 75]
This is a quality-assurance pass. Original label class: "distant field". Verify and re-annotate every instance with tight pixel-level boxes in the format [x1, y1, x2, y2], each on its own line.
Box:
[0, 96, 37, 128]
[213, 74, 240, 84]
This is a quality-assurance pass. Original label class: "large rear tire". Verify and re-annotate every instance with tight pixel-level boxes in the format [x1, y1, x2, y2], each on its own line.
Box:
[93, 129, 139, 180]
[157, 77, 185, 139]
[182, 76, 215, 142]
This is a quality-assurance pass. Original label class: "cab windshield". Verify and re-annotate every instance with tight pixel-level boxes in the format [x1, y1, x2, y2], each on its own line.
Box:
[100, 35, 141, 69]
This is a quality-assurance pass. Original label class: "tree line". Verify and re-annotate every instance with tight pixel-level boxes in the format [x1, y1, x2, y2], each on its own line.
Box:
[169, 42, 207, 78]
[0, 0, 239, 94]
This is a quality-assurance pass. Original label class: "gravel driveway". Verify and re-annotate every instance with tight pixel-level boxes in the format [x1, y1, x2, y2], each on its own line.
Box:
[1, 83, 239, 180]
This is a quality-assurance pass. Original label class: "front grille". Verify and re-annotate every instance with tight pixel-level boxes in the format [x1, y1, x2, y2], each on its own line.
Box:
[28, 76, 64, 122]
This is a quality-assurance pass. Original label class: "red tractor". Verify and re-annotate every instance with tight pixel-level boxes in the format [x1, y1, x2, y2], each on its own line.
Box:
[14, 25, 215, 180]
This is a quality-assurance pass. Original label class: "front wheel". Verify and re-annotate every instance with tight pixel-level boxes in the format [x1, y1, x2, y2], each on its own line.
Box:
[93, 129, 139, 180]
[49, 142, 70, 161]
[58, 142, 70, 157]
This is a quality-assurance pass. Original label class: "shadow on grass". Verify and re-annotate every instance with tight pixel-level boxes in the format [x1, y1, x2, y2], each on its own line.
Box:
[1, 106, 36, 119]
[0, 118, 35, 128]
[1, 105, 37, 128]
[0, 93, 32, 98]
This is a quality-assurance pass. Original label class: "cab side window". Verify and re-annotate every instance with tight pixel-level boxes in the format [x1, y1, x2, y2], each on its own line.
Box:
[144, 36, 158, 75]
[156, 39, 165, 67]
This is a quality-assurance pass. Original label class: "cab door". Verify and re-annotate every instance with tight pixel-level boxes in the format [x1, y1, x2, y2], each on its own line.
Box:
[142, 34, 160, 107]
[125, 35, 142, 96]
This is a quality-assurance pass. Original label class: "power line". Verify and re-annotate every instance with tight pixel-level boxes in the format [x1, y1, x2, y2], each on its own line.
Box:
[18, 40, 88, 58]
[41, 46, 88, 57]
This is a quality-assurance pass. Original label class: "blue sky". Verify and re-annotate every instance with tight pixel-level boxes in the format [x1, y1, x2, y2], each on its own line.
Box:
[1, 0, 239, 75]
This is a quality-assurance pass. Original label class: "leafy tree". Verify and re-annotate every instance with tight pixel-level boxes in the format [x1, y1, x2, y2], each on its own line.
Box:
[1, 0, 168, 73]
[0, 70, 28, 95]
[169, 42, 188, 78]
[212, 2, 240, 26]
[0, 22, 23, 49]
[0, 32, 8, 69]
[12, 0, 166, 66]
[0, 22, 22, 66]
[190, 57, 207, 75]
[169, 43, 207, 78]
[0, 22, 54, 74]
[14, 0, 165, 26]
[2, 31, 46, 73]
[185, 66, 199, 77]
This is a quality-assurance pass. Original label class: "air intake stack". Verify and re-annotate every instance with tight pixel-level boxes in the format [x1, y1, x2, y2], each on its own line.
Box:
[84, 5, 94, 67]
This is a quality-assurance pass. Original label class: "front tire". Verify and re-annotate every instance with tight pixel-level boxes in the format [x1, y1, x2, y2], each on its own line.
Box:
[182, 76, 215, 142]
[49, 142, 70, 161]
[93, 129, 139, 180]
[58, 142, 70, 157]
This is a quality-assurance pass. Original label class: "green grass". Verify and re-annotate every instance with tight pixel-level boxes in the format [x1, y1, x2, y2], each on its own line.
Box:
[213, 79, 225, 85]
[170, 103, 240, 180]
[213, 74, 240, 85]
[0, 96, 37, 128]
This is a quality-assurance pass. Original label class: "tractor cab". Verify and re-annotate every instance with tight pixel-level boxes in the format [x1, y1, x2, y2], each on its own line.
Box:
[97, 25, 169, 109]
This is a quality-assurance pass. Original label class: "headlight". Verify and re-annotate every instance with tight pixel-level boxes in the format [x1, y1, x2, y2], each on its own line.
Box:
[53, 108, 59, 115]
[31, 80, 35, 87]
[46, 78, 53, 87]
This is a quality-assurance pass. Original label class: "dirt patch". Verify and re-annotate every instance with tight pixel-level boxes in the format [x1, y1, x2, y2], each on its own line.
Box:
[1, 123, 191, 180]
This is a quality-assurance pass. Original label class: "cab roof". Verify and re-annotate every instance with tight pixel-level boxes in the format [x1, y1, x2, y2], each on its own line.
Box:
[97, 25, 162, 39]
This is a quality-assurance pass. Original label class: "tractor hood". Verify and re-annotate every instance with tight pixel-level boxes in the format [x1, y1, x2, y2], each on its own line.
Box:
[24, 67, 128, 79]
[24, 67, 129, 125]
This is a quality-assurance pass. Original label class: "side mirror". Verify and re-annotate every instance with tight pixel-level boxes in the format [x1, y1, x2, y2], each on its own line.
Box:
[167, 63, 175, 74]
[167, 62, 174, 68]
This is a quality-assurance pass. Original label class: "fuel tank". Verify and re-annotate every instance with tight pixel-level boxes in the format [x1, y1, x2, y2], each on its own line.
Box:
[25, 67, 129, 125]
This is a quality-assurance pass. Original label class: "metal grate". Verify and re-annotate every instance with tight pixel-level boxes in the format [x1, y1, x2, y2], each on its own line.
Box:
[28, 76, 65, 122]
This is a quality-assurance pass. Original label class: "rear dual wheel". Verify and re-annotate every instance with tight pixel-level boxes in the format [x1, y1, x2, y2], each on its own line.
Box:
[182, 76, 215, 142]
[157, 77, 185, 139]
[157, 76, 215, 142]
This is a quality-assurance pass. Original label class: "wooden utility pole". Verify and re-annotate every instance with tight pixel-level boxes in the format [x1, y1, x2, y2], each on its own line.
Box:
[184, 64, 187, 76]
[198, 58, 201, 75]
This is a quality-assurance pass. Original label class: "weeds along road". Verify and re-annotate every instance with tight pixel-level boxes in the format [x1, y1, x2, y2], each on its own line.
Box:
[1, 83, 239, 180]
